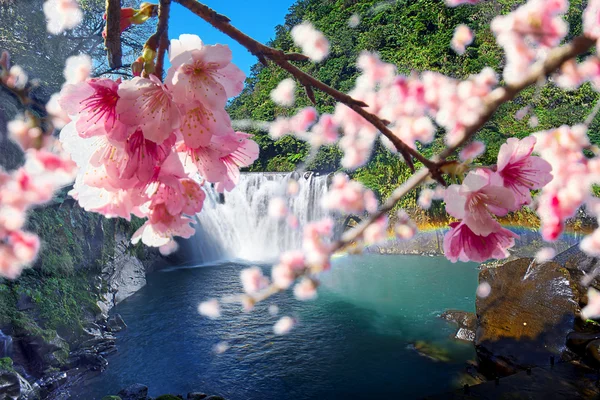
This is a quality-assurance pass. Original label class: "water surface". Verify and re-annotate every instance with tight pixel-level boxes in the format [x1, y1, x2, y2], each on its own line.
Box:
[74, 255, 478, 399]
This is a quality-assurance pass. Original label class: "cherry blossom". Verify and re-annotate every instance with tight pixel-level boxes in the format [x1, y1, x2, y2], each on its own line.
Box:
[270, 78, 296, 107]
[321, 173, 378, 214]
[582, 288, 600, 320]
[294, 278, 318, 301]
[444, 220, 518, 263]
[451, 25, 474, 55]
[291, 22, 329, 62]
[240, 267, 270, 294]
[273, 316, 295, 335]
[534, 247, 556, 263]
[63, 54, 92, 85]
[459, 141, 485, 161]
[496, 136, 553, 207]
[43, 0, 83, 34]
[198, 299, 221, 319]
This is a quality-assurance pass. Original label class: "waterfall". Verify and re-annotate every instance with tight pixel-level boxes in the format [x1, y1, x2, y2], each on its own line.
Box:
[0, 329, 12, 358]
[193, 172, 329, 263]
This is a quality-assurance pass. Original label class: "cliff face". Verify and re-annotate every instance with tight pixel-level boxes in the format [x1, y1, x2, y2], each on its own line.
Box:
[0, 197, 167, 399]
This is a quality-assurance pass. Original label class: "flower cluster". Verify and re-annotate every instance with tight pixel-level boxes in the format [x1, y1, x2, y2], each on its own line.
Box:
[291, 22, 330, 62]
[43, 0, 83, 35]
[444, 136, 552, 262]
[491, 0, 568, 84]
[56, 34, 258, 253]
[1, 54, 77, 278]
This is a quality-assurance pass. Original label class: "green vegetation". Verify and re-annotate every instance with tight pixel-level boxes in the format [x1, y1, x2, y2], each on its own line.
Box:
[155, 395, 182, 400]
[0, 357, 14, 372]
[228, 0, 597, 219]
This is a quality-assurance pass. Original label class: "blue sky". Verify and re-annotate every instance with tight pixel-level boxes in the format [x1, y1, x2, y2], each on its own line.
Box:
[169, 1, 295, 77]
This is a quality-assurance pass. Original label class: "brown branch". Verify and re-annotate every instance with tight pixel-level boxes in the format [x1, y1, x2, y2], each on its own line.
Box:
[172, 0, 443, 172]
[232, 35, 596, 306]
[104, 0, 122, 69]
[154, 0, 171, 79]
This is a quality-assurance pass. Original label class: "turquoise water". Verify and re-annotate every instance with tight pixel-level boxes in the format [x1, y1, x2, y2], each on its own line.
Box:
[73, 255, 479, 399]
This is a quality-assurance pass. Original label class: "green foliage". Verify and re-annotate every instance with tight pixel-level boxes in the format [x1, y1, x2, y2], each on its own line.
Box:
[155, 396, 181, 400]
[0, 357, 14, 372]
[228, 0, 599, 209]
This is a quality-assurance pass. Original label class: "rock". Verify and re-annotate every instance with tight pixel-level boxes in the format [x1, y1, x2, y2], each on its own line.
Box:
[204, 396, 226, 400]
[0, 369, 21, 400]
[101, 397, 122, 400]
[585, 339, 600, 367]
[155, 395, 183, 400]
[440, 310, 476, 342]
[102, 234, 147, 307]
[567, 331, 600, 352]
[411, 341, 451, 363]
[187, 393, 207, 400]
[107, 314, 127, 332]
[117, 383, 149, 400]
[16, 294, 35, 311]
[476, 258, 579, 377]
[35, 371, 67, 398]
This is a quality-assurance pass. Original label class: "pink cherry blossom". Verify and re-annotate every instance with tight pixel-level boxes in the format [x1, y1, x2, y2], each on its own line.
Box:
[178, 101, 231, 149]
[294, 278, 318, 301]
[363, 216, 388, 245]
[117, 75, 181, 144]
[198, 299, 221, 319]
[59, 78, 128, 140]
[272, 263, 296, 289]
[584, 0, 600, 41]
[63, 54, 92, 85]
[291, 22, 330, 62]
[167, 34, 245, 109]
[451, 25, 474, 55]
[534, 247, 556, 263]
[444, 169, 516, 235]
[444, 220, 518, 263]
[214, 132, 260, 193]
[273, 316, 295, 335]
[418, 188, 434, 209]
[476, 282, 491, 298]
[240, 267, 269, 294]
[270, 78, 296, 107]
[321, 173, 378, 214]
[459, 141, 485, 161]
[581, 228, 600, 257]
[303, 218, 334, 270]
[496, 136, 553, 206]
[46, 93, 71, 129]
[582, 288, 600, 320]
[43, 0, 83, 34]
[395, 210, 417, 240]
[445, 0, 481, 6]
[7, 117, 44, 151]
[268, 197, 289, 219]
[348, 14, 360, 28]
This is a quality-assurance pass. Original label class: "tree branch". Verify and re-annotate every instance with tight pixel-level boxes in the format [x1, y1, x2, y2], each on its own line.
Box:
[173, 0, 442, 172]
[154, 0, 171, 80]
[104, 0, 122, 69]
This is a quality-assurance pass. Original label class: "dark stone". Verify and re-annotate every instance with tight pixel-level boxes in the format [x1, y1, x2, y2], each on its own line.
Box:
[567, 331, 600, 352]
[117, 383, 148, 400]
[204, 396, 226, 400]
[16, 293, 35, 311]
[585, 339, 600, 367]
[107, 314, 127, 332]
[440, 310, 476, 342]
[187, 393, 207, 400]
[35, 371, 67, 398]
[476, 258, 578, 377]
[0, 369, 21, 399]
[155, 395, 182, 400]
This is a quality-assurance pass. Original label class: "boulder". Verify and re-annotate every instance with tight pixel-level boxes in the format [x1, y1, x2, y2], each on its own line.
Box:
[440, 310, 476, 342]
[107, 314, 127, 332]
[204, 396, 226, 400]
[0, 369, 21, 400]
[476, 258, 579, 377]
[118, 383, 148, 400]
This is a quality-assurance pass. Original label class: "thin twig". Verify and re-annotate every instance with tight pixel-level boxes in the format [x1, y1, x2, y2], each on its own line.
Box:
[153, 0, 171, 79]
[173, 0, 442, 172]
[104, 0, 122, 69]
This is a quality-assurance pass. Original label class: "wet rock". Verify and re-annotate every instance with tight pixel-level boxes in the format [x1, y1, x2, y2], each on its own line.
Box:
[204, 396, 226, 400]
[0, 369, 21, 399]
[187, 393, 207, 400]
[107, 314, 127, 332]
[411, 341, 451, 363]
[440, 310, 476, 342]
[585, 339, 600, 367]
[155, 395, 182, 400]
[102, 234, 147, 307]
[567, 331, 600, 352]
[16, 294, 35, 311]
[118, 383, 148, 400]
[101, 396, 122, 400]
[476, 258, 579, 377]
[36, 371, 67, 398]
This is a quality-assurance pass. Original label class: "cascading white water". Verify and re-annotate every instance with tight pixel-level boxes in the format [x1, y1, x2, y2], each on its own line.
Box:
[193, 172, 329, 263]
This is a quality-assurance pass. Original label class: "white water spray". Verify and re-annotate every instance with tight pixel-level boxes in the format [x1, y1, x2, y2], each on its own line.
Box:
[193, 172, 329, 263]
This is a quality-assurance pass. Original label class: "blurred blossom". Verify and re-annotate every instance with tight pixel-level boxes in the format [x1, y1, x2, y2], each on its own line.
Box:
[213, 341, 230, 354]
[268, 197, 289, 219]
[451, 25, 474, 55]
[268, 304, 279, 316]
[198, 299, 221, 319]
[291, 22, 330, 62]
[534, 247, 556, 263]
[273, 316, 295, 335]
[294, 278, 318, 301]
[459, 141, 485, 161]
[476, 282, 491, 298]
[44, 0, 83, 34]
[270, 78, 296, 107]
[63, 54, 92, 84]
[348, 13, 360, 28]
[240, 267, 270, 294]
[582, 288, 600, 320]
